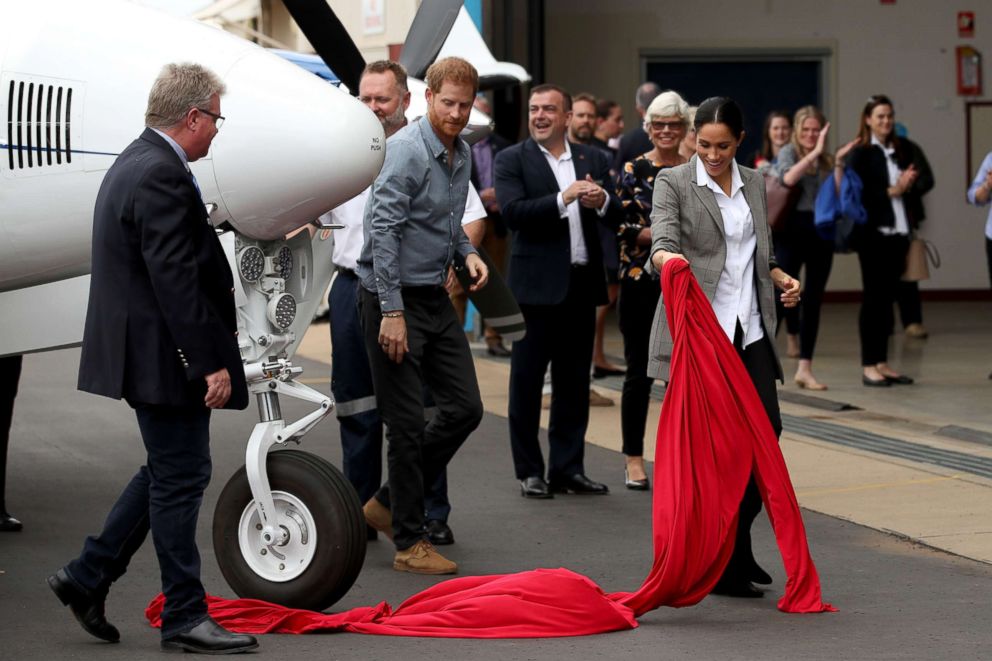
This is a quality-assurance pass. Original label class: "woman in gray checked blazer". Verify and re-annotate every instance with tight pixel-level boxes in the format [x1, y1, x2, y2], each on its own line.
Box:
[647, 97, 801, 599]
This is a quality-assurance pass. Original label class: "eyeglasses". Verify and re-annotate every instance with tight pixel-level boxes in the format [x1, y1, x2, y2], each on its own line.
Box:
[648, 120, 684, 132]
[196, 107, 225, 129]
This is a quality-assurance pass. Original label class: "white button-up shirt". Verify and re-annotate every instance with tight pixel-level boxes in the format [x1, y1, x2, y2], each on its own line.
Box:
[321, 183, 485, 271]
[537, 140, 589, 265]
[872, 134, 910, 236]
[695, 157, 764, 348]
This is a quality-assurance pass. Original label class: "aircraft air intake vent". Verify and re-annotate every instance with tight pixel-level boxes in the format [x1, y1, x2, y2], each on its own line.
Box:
[4, 79, 74, 171]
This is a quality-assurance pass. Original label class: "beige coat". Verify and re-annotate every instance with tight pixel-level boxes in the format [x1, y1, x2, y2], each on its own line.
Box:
[646, 155, 783, 382]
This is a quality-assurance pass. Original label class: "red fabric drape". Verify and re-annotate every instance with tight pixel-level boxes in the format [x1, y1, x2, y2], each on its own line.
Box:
[147, 260, 833, 638]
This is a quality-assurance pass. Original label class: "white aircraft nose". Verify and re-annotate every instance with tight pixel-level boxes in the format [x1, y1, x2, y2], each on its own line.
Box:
[204, 50, 385, 240]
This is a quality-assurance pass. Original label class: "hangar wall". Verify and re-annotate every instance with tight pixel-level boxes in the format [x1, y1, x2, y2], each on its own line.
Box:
[542, 0, 991, 292]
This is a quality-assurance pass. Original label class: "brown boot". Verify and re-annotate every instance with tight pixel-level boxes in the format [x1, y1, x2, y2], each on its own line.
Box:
[362, 497, 393, 540]
[393, 539, 458, 575]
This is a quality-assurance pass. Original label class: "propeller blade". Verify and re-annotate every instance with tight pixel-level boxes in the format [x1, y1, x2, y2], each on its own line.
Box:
[398, 0, 463, 79]
[281, 0, 365, 94]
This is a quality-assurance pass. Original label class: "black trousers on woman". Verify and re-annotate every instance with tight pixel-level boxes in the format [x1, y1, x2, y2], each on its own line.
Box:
[719, 324, 783, 586]
[618, 276, 661, 457]
[856, 231, 910, 366]
[774, 211, 834, 360]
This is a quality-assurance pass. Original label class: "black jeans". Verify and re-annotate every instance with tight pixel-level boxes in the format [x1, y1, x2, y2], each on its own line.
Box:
[857, 232, 910, 365]
[508, 266, 596, 481]
[721, 326, 782, 584]
[618, 276, 661, 457]
[0, 355, 23, 515]
[330, 272, 450, 522]
[67, 405, 212, 639]
[359, 286, 483, 550]
[774, 211, 834, 360]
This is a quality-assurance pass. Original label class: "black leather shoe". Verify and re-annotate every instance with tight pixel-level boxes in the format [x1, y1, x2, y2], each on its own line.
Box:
[592, 365, 625, 379]
[711, 579, 765, 598]
[0, 512, 22, 532]
[884, 374, 914, 385]
[426, 519, 455, 545]
[862, 376, 891, 387]
[47, 568, 120, 643]
[520, 476, 553, 499]
[486, 342, 512, 358]
[549, 473, 609, 495]
[624, 469, 650, 491]
[161, 617, 258, 654]
[749, 562, 773, 585]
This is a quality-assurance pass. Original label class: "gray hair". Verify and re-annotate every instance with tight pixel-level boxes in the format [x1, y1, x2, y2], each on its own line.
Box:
[643, 90, 690, 132]
[145, 62, 226, 129]
[635, 82, 661, 112]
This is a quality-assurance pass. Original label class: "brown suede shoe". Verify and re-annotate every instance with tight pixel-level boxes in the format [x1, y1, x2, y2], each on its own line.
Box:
[362, 497, 393, 540]
[393, 539, 458, 575]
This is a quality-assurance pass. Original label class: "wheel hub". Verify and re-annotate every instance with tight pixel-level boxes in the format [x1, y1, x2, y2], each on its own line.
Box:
[238, 490, 316, 582]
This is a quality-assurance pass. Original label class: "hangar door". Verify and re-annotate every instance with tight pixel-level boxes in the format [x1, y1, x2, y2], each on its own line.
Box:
[645, 51, 828, 164]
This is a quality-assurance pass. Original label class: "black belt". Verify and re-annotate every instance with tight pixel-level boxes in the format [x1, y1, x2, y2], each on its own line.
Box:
[337, 267, 357, 278]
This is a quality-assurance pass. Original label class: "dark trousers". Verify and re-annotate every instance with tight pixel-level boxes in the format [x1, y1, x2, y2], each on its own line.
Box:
[896, 281, 923, 328]
[329, 273, 449, 521]
[721, 325, 783, 584]
[508, 265, 596, 481]
[0, 355, 23, 515]
[987, 237, 992, 288]
[857, 232, 910, 365]
[774, 211, 834, 360]
[618, 276, 660, 457]
[66, 405, 212, 638]
[359, 286, 482, 550]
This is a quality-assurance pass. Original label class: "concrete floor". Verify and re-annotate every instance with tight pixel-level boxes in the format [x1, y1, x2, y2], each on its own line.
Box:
[1, 300, 991, 659]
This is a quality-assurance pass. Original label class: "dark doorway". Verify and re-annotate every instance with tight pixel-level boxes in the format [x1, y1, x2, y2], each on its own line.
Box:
[645, 58, 823, 165]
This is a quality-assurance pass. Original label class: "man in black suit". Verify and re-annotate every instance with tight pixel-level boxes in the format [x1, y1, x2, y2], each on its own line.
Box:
[48, 63, 257, 655]
[495, 84, 620, 498]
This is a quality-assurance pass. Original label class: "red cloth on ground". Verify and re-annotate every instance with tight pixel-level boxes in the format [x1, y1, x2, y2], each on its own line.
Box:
[146, 260, 833, 638]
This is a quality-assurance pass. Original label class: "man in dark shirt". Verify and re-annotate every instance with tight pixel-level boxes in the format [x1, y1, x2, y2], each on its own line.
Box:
[356, 57, 488, 575]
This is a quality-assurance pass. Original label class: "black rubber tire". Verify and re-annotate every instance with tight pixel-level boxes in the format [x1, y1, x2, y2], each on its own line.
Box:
[212, 449, 366, 611]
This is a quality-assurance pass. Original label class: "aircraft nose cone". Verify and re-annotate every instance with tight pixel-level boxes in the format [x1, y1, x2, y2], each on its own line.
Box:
[205, 50, 384, 240]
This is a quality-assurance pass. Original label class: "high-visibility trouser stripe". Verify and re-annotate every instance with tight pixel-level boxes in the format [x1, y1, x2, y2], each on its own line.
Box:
[484, 312, 524, 327]
[334, 395, 378, 417]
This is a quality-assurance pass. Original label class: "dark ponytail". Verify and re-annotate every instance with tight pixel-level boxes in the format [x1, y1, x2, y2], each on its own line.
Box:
[694, 96, 745, 140]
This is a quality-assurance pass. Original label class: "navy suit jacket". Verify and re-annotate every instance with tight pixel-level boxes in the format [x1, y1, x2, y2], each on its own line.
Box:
[78, 128, 248, 410]
[494, 138, 620, 307]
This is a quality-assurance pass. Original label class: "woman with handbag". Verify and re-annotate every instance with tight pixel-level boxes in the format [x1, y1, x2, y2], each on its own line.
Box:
[615, 90, 690, 490]
[843, 95, 933, 387]
[649, 96, 801, 597]
[771, 106, 840, 390]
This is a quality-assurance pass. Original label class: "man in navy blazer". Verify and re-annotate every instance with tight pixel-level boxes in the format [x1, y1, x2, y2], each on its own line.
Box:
[494, 84, 621, 498]
[49, 63, 256, 655]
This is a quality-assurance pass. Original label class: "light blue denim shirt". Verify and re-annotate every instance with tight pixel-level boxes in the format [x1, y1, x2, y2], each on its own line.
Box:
[357, 115, 476, 312]
[967, 151, 992, 240]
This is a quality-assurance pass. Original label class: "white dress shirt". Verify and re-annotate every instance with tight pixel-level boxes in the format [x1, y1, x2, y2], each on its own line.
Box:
[871, 134, 910, 236]
[537, 141, 589, 265]
[695, 157, 764, 348]
[320, 182, 485, 271]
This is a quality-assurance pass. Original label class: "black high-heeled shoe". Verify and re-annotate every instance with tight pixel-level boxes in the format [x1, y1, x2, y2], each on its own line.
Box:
[624, 468, 650, 491]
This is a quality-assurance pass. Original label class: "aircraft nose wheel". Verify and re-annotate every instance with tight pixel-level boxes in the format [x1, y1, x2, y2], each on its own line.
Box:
[213, 450, 366, 611]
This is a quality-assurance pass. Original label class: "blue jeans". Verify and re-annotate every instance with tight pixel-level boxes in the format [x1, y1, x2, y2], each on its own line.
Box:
[67, 404, 212, 638]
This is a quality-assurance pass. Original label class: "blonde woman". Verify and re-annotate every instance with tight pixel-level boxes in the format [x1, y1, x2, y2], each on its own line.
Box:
[771, 106, 836, 390]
